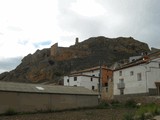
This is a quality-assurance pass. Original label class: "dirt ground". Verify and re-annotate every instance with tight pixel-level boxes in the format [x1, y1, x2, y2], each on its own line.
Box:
[0, 108, 135, 120]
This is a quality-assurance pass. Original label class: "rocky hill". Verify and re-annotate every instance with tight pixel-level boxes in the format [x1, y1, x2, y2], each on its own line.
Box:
[0, 36, 150, 84]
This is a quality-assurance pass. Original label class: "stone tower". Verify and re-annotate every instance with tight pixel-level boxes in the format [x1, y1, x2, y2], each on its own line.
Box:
[51, 43, 59, 56]
[75, 37, 79, 45]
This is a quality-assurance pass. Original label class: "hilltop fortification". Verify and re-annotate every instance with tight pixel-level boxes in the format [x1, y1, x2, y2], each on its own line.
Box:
[0, 36, 150, 83]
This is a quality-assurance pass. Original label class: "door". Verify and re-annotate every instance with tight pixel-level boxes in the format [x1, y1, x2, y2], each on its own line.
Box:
[155, 82, 160, 96]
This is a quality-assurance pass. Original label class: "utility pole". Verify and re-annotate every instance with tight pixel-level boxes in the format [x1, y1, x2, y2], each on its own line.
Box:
[98, 61, 102, 103]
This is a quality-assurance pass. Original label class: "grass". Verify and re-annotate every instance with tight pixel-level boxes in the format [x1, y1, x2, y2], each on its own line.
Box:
[123, 112, 134, 120]
[123, 103, 160, 120]
[124, 99, 137, 108]
[4, 108, 18, 116]
[97, 100, 110, 109]
[135, 103, 160, 116]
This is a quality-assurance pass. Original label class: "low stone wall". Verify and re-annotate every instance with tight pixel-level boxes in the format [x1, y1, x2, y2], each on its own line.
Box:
[0, 91, 98, 114]
[114, 94, 160, 104]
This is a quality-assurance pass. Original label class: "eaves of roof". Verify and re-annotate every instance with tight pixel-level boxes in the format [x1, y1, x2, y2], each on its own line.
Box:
[0, 82, 98, 95]
[70, 66, 112, 75]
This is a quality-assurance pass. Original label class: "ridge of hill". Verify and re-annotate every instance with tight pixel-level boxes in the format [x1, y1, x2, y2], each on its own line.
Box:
[0, 36, 150, 84]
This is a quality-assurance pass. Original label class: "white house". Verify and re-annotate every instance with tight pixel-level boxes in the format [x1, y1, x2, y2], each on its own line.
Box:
[64, 65, 113, 100]
[64, 66, 100, 91]
[113, 51, 160, 96]
[64, 74, 99, 91]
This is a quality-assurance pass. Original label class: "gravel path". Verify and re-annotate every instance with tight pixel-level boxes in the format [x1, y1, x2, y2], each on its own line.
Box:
[0, 108, 135, 120]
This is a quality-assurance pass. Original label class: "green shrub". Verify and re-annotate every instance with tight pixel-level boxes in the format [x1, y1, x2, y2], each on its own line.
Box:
[97, 101, 109, 109]
[110, 100, 120, 105]
[135, 103, 160, 119]
[123, 112, 134, 120]
[4, 108, 17, 116]
[110, 100, 123, 108]
[125, 99, 137, 108]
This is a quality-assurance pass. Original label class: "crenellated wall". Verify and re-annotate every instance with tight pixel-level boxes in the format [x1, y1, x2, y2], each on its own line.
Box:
[50, 42, 90, 61]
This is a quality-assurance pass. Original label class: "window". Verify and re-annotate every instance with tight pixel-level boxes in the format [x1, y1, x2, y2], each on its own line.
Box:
[106, 87, 108, 92]
[137, 73, 142, 81]
[91, 77, 93, 81]
[107, 76, 109, 80]
[92, 75, 95, 77]
[67, 79, 69, 83]
[119, 71, 122, 76]
[92, 86, 95, 90]
[74, 77, 77, 81]
[105, 83, 108, 87]
[130, 71, 134, 76]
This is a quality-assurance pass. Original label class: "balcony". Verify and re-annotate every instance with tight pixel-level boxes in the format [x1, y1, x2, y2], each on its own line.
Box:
[117, 82, 125, 89]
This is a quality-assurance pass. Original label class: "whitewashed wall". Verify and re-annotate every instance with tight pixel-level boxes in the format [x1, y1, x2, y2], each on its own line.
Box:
[81, 70, 100, 77]
[64, 76, 99, 90]
[113, 64, 147, 95]
[147, 58, 160, 89]
[114, 58, 160, 96]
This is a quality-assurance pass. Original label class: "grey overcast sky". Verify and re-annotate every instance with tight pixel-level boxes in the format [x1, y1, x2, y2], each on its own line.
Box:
[0, 0, 160, 73]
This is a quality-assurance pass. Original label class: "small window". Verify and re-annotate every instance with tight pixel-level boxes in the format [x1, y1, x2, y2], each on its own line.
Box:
[92, 86, 95, 90]
[137, 73, 142, 81]
[105, 83, 108, 87]
[67, 79, 69, 83]
[130, 71, 134, 76]
[92, 75, 95, 77]
[119, 71, 122, 76]
[91, 77, 93, 81]
[106, 87, 108, 92]
[107, 76, 109, 80]
[74, 77, 77, 81]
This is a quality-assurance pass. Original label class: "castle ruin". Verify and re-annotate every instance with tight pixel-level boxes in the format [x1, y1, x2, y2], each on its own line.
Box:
[51, 43, 59, 56]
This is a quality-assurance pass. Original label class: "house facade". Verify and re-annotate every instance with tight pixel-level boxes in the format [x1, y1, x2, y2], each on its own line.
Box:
[64, 65, 113, 99]
[113, 54, 160, 96]
[64, 74, 99, 91]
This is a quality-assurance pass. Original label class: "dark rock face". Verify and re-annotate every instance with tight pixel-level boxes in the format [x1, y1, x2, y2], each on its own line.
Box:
[0, 36, 150, 83]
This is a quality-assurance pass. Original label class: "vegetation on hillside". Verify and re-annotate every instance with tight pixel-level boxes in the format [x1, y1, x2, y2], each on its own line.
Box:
[0, 36, 150, 83]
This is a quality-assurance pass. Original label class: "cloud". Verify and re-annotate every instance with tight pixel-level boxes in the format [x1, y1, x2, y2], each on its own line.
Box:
[57, 0, 160, 48]
[0, 57, 22, 73]
[0, 0, 160, 73]
[57, 0, 108, 42]
[0, 32, 3, 35]
[33, 40, 52, 48]
[7, 26, 23, 32]
[70, 0, 106, 17]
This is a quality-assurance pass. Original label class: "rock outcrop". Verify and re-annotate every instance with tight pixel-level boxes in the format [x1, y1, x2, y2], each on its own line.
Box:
[0, 36, 150, 84]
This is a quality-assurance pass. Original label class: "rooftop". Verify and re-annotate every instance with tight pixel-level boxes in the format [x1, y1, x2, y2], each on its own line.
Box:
[0, 82, 98, 95]
[114, 50, 160, 71]
[71, 65, 111, 75]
